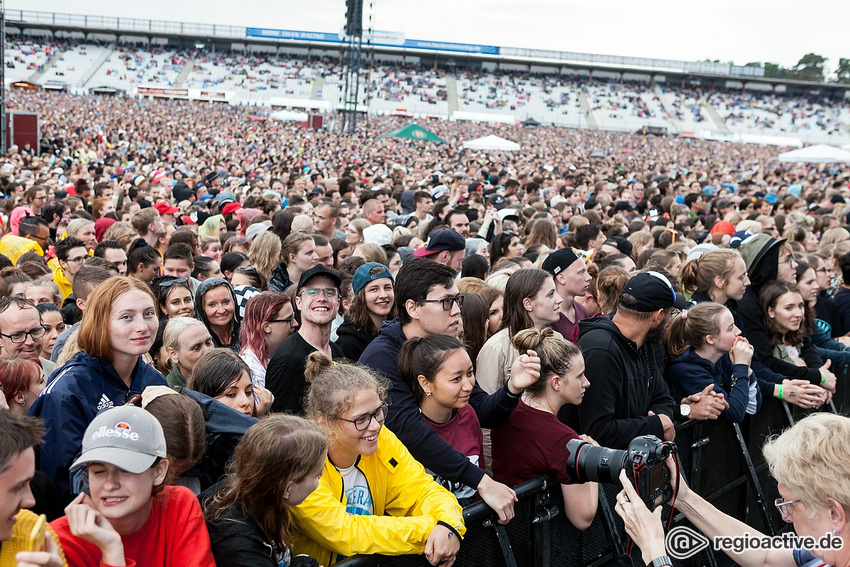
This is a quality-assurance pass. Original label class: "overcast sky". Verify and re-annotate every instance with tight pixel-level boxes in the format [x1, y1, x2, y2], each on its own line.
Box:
[9, 0, 849, 74]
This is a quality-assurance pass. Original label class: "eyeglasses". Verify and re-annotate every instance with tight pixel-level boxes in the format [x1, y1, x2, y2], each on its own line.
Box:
[0, 325, 46, 344]
[774, 497, 801, 522]
[779, 257, 798, 268]
[65, 256, 88, 264]
[301, 288, 338, 298]
[815, 268, 830, 274]
[421, 294, 464, 311]
[268, 315, 297, 326]
[238, 265, 258, 273]
[337, 403, 389, 431]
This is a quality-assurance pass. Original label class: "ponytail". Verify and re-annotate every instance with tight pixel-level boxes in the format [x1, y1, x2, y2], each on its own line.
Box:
[665, 302, 727, 358]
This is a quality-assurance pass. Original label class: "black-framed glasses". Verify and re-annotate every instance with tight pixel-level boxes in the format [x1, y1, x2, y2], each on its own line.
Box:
[337, 403, 389, 431]
[268, 315, 297, 326]
[0, 325, 46, 344]
[421, 294, 464, 311]
[774, 497, 801, 522]
[815, 267, 829, 274]
[301, 288, 339, 298]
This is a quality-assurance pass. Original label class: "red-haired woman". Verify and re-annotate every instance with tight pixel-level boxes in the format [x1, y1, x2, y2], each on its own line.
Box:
[0, 355, 45, 416]
[240, 292, 298, 388]
[29, 276, 168, 503]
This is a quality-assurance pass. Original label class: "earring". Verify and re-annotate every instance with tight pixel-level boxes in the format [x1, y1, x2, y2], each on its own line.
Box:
[19, 399, 25, 407]
[425, 391, 432, 397]
[833, 525, 840, 536]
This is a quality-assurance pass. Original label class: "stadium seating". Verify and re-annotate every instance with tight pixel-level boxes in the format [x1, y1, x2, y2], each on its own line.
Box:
[6, 36, 850, 143]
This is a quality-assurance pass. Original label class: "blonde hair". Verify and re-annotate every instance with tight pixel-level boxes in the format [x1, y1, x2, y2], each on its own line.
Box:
[820, 227, 850, 247]
[304, 352, 389, 440]
[595, 266, 629, 315]
[102, 222, 136, 247]
[679, 249, 740, 295]
[485, 270, 513, 293]
[763, 413, 850, 516]
[248, 231, 282, 278]
[163, 317, 207, 352]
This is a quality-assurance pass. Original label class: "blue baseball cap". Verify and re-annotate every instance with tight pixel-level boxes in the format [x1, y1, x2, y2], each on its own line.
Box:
[352, 262, 394, 295]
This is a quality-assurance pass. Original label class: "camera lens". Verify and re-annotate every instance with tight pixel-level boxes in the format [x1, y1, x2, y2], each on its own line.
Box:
[566, 439, 628, 484]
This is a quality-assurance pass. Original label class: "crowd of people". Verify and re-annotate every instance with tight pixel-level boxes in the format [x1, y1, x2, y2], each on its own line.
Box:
[1, 85, 850, 567]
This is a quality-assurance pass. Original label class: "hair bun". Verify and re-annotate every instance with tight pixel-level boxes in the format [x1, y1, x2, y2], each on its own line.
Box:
[304, 351, 334, 383]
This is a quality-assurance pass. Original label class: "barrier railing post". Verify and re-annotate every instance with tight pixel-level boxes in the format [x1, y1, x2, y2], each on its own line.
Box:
[531, 484, 559, 567]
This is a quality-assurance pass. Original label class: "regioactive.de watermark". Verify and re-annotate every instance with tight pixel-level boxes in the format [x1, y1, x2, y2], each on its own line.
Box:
[664, 526, 844, 559]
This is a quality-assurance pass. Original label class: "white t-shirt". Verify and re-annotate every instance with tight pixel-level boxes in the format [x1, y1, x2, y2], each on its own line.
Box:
[337, 460, 374, 516]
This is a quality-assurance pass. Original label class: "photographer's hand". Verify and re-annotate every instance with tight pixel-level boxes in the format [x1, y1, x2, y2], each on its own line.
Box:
[615, 470, 666, 563]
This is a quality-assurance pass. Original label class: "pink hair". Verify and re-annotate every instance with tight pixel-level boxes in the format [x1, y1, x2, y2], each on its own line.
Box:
[240, 292, 291, 363]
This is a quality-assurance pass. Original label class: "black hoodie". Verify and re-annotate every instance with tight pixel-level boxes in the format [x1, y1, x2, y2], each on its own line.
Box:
[738, 240, 822, 388]
[561, 315, 674, 449]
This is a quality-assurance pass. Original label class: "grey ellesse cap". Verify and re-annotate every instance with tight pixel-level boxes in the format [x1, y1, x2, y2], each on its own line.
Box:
[71, 406, 167, 473]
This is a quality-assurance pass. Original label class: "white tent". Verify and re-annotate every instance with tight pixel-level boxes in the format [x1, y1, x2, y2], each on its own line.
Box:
[462, 135, 521, 151]
[269, 109, 309, 122]
[777, 144, 850, 163]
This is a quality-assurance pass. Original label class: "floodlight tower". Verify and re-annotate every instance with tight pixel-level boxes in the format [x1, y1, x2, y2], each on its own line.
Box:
[340, 0, 364, 134]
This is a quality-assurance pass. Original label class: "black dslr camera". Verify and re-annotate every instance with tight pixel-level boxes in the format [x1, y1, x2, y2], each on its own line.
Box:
[566, 435, 674, 510]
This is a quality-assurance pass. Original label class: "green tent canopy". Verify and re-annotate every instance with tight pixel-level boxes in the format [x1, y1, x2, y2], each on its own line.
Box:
[381, 123, 447, 144]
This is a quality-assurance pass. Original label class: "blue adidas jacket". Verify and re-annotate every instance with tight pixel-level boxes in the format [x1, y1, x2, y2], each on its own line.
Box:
[28, 352, 167, 503]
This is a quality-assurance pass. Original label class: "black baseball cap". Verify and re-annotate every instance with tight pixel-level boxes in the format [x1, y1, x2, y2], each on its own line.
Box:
[541, 248, 580, 276]
[297, 265, 342, 294]
[620, 271, 688, 312]
[414, 229, 465, 257]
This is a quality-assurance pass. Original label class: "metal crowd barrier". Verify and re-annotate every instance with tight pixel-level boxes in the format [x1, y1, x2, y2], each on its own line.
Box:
[336, 391, 847, 567]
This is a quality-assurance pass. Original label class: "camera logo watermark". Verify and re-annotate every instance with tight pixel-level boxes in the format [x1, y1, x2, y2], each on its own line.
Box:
[666, 526, 710, 559]
[666, 526, 844, 559]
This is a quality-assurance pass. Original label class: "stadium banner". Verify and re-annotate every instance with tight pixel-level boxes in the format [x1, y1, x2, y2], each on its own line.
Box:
[138, 86, 189, 97]
[246, 27, 499, 55]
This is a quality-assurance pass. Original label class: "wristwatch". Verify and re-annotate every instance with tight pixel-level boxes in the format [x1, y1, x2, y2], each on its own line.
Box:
[648, 555, 673, 567]
[679, 403, 691, 418]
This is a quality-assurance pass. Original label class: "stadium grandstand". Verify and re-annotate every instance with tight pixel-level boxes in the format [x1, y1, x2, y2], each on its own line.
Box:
[5, 9, 850, 146]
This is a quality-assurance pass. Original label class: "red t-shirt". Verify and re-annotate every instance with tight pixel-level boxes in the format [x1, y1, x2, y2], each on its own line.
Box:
[550, 301, 589, 344]
[422, 404, 485, 498]
[51, 485, 215, 567]
[490, 398, 580, 487]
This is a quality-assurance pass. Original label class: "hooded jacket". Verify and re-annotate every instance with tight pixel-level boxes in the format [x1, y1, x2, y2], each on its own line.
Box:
[182, 388, 257, 491]
[195, 278, 242, 351]
[667, 348, 760, 423]
[28, 351, 167, 503]
[268, 263, 294, 293]
[359, 319, 519, 490]
[291, 426, 465, 566]
[565, 315, 674, 449]
[737, 234, 821, 388]
[334, 317, 377, 361]
[204, 499, 282, 567]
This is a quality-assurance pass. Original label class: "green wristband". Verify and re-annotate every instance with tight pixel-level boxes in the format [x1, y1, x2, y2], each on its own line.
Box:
[777, 384, 784, 399]
[820, 370, 827, 385]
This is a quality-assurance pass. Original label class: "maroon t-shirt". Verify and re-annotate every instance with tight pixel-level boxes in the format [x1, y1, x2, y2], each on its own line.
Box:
[490, 398, 580, 487]
[423, 404, 485, 498]
[550, 301, 589, 343]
